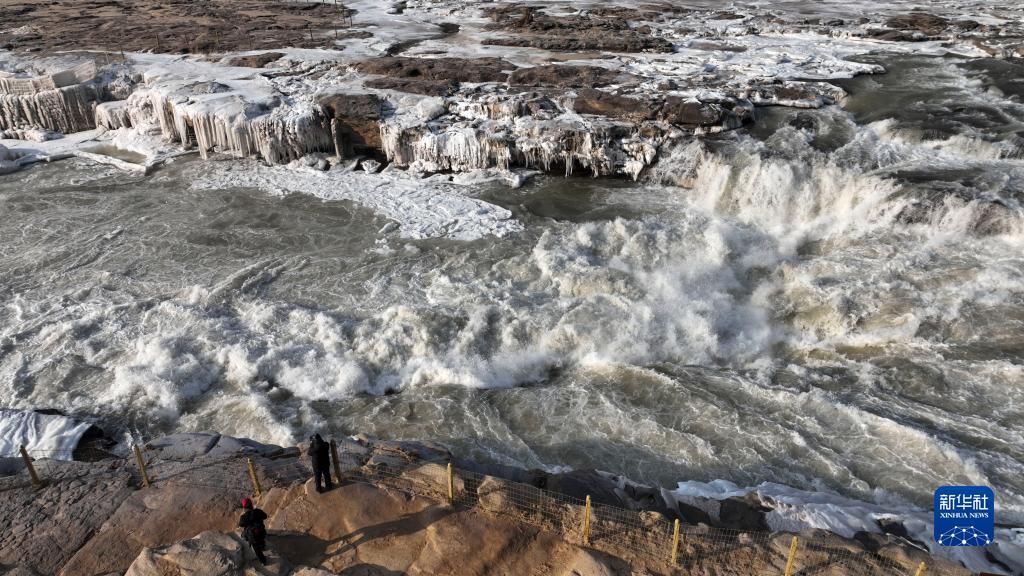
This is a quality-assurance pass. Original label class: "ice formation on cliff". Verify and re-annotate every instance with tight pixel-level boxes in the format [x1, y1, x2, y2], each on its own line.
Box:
[0, 63, 101, 134]
[90, 59, 337, 164]
[97, 87, 333, 164]
[0, 83, 98, 134]
[3, 0, 1018, 180]
[379, 90, 665, 180]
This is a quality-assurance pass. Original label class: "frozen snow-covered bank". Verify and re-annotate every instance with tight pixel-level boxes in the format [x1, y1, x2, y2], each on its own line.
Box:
[1, 0, 1020, 183]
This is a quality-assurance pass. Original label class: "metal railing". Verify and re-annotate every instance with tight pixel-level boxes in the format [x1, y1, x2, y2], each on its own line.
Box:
[1, 442, 974, 576]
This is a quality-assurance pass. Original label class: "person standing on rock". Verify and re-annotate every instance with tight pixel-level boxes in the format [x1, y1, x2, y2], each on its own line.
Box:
[310, 433, 333, 492]
[238, 497, 269, 565]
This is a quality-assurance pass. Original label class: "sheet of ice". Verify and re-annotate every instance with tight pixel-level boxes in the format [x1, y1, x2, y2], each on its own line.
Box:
[0, 128, 102, 157]
[0, 408, 93, 460]
[190, 161, 522, 241]
[1, 127, 187, 173]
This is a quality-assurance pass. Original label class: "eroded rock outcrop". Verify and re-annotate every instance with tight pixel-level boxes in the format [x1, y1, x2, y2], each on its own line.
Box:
[379, 98, 663, 179]
[482, 5, 674, 53]
[318, 93, 383, 156]
[224, 52, 286, 69]
[356, 56, 512, 97]
[125, 531, 288, 576]
[867, 12, 986, 41]
[509, 65, 641, 89]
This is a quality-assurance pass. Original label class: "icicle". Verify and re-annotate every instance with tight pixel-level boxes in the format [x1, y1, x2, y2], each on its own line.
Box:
[115, 86, 332, 164]
[0, 84, 99, 134]
[95, 101, 132, 130]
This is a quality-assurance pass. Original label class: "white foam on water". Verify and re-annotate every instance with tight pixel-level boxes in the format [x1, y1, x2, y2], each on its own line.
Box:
[0, 408, 93, 459]
[87, 212, 779, 422]
[675, 112, 1024, 250]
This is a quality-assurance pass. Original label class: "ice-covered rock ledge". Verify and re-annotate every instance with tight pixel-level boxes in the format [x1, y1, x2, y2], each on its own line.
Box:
[1, 0, 1022, 238]
[80, 51, 847, 181]
[74, 52, 767, 180]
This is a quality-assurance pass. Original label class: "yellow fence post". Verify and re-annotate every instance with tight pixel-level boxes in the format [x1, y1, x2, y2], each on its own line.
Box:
[132, 444, 150, 488]
[446, 462, 454, 505]
[246, 457, 262, 499]
[670, 518, 681, 566]
[19, 445, 42, 489]
[330, 439, 343, 485]
[582, 495, 592, 545]
[914, 562, 927, 576]
[783, 536, 799, 576]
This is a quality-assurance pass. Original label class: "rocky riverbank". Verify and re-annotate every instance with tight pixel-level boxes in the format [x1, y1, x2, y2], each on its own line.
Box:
[0, 432, 972, 576]
[2, 0, 1022, 185]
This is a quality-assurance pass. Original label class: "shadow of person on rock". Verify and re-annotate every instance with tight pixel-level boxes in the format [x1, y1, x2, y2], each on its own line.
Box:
[338, 564, 405, 576]
[337, 504, 453, 550]
[267, 504, 453, 568]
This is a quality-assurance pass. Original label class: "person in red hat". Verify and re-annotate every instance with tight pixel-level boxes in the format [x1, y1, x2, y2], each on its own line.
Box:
[238, 497, 269, 565]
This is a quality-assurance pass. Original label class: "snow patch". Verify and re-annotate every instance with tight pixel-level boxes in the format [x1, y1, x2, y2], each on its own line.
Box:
[190, 160, 521, 241]
[0, 408, 93, 460]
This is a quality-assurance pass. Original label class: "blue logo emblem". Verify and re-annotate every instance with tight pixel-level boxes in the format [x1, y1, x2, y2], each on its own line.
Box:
[934, 486, 994, 546]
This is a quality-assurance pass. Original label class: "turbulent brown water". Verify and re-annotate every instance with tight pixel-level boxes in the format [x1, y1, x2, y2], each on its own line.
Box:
[1, 54, 1023, 567]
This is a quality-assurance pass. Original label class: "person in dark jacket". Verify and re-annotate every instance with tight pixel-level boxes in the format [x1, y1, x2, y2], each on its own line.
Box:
[310, 433, 333, 493]
[238, 497, 268, 565]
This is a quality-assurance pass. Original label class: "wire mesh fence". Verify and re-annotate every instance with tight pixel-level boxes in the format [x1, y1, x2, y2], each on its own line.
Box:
[1, 442, 977, 576]
[329, 447, 973, 576]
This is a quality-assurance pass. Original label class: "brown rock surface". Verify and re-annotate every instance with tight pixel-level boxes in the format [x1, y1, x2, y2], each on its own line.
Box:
[0, 462, 136, 575]
[509, 65, 640, 89]
[572, 89, 656, 122]
[867, 12, 985, 41]
[659, 97, 726, 127]
[354, 57, 512, 97]
[61, 481, 245, 575]
[224, 52, 286, 68]
[482, 5, 674, 53]
[0, 435, 973, 576]
[120, 479, 632, 576]
[885, 13, 950, 36]
[0, 0, 355, 54]
[365, 77, 458, 97]
[124, 531, 288, 576]
[318, 93, 383, 155]
[356, 57, 512, 84]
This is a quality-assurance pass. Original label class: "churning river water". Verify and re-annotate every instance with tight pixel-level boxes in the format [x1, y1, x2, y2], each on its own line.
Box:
[1, 54, 1023, 538]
